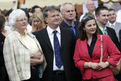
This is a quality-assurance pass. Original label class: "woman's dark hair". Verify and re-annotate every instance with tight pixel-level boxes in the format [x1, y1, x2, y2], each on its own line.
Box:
[0, 15, 5, 30]
[78, 13, 99, 40]
[5, 9, 13, 16]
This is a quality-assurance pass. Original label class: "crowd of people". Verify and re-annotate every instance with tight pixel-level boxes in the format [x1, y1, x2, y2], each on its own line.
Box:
[0, 0, 121, 81]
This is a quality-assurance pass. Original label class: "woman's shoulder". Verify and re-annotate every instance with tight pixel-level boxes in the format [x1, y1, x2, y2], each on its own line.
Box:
[6, 31, 15, 38]
[97, 34, 110, 38]
[97, 34, 111, 41]
[102, 35, 110, 39]
[76, 38, 85, 43]
[5, 31, 19, 41]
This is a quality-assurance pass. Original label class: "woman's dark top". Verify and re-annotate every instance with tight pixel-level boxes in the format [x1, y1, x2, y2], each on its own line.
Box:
[87, 35, 97, 58]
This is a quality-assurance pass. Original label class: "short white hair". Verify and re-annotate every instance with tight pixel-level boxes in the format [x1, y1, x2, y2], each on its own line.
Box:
[60, 2, 75, 14]
[9, 9, 26, 30]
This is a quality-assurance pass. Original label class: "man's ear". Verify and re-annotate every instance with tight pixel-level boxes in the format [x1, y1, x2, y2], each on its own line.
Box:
[61, 12, 65, 17]
[96, 15, 99, 19]
[44, 17, 48, 24]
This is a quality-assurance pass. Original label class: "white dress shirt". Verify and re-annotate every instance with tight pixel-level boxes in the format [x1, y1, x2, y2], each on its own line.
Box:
[47, 26, 64, 71]
[100, 26, 107, 35]
[26, 24, 32, 32]
[2, 26, 12, 36]
[108, 22, 116, 29]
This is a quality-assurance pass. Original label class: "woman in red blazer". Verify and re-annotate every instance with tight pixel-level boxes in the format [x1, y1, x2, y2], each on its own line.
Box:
[73, 13, 121, 81]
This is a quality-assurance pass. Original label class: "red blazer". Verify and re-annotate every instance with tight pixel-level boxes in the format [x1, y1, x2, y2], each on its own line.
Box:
[73, 34, 121, 80]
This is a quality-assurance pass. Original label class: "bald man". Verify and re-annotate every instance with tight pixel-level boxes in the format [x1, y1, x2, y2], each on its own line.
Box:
[79, 0, 95, 22]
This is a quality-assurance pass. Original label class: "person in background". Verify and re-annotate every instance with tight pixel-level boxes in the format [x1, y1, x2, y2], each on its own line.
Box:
[73, 13, 121, 81]
[0, 15, 9, 81]
[0, 10, 2, 15]
[79, 0, 95, 22]
[5, 9, 13, 26]
[32, 11, 46, 32]
[2, 25, 12, 36]
[1, 9, 13, 36]
[95, 6, 120, 51]
[33, 6, 76, 81]
[3, 9, 46, 81]
[31, 5, 41, 13]
[28, 11, 33, 25]
[60, 2, 82, 81]
[1, 9, 8, 18]
[21, 9, 32, 33]
[106, 8, 121, 42]
[60, 2, 80, 40]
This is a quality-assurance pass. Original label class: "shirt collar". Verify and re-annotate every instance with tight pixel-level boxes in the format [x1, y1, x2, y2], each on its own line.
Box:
[108, 21, 116, 27]
[14, 30, 27, 37]
[101, 27, 106, 30]
[63, 20, 75, 28]
[98, 25, 107, 30]
[47, 26, 61, 35]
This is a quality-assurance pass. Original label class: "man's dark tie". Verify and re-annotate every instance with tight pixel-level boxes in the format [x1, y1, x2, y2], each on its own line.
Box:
[53, 30, 62, 68]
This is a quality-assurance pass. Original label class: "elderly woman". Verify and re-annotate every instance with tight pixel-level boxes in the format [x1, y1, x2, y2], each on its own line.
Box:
[73, 13, 121, 81]
[3, 9, 46, 81]
[32, 11, 46, 32]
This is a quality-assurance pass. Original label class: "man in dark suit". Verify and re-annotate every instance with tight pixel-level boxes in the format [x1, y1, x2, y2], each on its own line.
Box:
[95, 6, 120, 51]
[60, 2, 79, 40]
[60, 2, 82, 81]
[33, 6, 76, 81]
[95, 6, 120, 80]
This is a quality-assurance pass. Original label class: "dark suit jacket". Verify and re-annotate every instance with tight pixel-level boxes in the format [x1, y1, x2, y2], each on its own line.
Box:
[60, 20, 79, 40]
[99, 26, 120, 51]
[119, 29, 121, 81]
[60, 21, 82, 81]
[119, 30, 121, 51]
[0, 32, 5, 67]
[33, 26, 76, 81]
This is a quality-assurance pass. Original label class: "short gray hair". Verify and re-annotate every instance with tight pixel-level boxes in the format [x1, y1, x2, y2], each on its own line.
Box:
[9, 9, 26, 30]
[60, 2, 75, 14]
[43, 6, 60, 22]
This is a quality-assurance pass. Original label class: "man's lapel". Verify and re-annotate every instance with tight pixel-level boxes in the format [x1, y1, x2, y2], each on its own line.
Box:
[60, 27, 66, 50]
[41, 28, 53, 50]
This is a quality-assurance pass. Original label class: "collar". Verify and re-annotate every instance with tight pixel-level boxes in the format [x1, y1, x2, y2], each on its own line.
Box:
[100, 26, 106, 30]
[47, 26, 61, 35]
[98, 24, 107, 30]
[13, 30, 35, 38]
[98, 24, 107, 35]
[63, 20, 75, 28]
[15, 30, 28, 38]
[108, 21, 116, 27]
